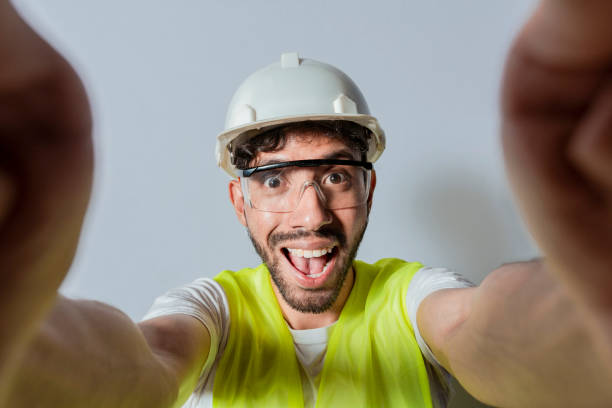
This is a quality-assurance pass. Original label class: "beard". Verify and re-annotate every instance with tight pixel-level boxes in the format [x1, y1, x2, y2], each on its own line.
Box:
[248, 221, 367, 314]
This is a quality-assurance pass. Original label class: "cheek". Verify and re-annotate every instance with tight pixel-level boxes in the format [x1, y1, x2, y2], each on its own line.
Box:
[245, 209, 284, 242]
[336, 208, 368, 237]
[338, 208, 368, 230]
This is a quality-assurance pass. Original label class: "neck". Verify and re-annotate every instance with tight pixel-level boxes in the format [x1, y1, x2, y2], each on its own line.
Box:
[272, 267, 355, 330]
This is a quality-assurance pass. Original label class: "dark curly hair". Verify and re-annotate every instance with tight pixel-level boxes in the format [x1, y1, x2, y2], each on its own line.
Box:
[229, 120, 372, 169]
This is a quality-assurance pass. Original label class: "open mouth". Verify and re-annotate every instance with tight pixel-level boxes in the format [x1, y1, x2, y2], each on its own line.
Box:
[281, 245, 338, 282]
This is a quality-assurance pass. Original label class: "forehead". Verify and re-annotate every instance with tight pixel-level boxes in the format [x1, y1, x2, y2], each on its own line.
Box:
[253, 128, 358, 165]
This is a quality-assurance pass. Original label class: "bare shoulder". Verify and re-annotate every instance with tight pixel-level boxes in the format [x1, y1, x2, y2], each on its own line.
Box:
[139, 314, 211, 373]
[417, 260, 547, 373]
[138, 314, 211, 404]
[417, 285, 475, 373]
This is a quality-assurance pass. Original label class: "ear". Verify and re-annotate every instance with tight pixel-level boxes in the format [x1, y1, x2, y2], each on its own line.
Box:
[229, 179, 247, 227]
[367, 169, 377, 214]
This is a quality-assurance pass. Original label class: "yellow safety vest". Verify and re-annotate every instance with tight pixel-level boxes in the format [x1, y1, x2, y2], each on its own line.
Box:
[213, 258, 434, 408]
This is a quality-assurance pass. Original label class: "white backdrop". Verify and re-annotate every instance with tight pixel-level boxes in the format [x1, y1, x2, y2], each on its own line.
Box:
[14, 0, 540, 322]
[16, 0, 537, 404]
[14, 1, 539, 405]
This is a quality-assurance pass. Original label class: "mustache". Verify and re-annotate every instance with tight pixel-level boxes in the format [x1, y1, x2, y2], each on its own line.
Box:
[269, 227, 347, 249]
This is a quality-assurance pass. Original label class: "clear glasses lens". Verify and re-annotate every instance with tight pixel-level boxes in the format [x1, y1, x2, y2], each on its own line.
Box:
[242, 164, 371, 213]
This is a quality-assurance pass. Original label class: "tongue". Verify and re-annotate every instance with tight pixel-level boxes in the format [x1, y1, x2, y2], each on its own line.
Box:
[288, 252, 327, 276]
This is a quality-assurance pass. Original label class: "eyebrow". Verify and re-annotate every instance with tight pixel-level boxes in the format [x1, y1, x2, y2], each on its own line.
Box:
[256, 158, 287, 167]
[256, 149, 357, 167]
[324, 150, 357, 160]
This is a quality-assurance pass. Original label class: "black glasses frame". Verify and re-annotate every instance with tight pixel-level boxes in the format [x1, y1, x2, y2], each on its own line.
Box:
[237, 159, 373, 178]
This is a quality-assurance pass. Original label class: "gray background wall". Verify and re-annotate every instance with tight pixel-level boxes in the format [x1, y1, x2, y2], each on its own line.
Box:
[14, 1, 539, 406]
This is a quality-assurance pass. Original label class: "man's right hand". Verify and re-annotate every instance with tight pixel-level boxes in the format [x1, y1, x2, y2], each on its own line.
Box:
[0, 0, 92, 401]
[0, 4, 214, 407]
[0, 1, 93, 289]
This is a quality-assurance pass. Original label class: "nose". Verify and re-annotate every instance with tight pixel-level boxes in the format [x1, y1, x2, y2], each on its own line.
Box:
[288, 182, 332, 231]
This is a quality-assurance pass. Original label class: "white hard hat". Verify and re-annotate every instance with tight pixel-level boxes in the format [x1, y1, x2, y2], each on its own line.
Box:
[216, 52, 386, 178]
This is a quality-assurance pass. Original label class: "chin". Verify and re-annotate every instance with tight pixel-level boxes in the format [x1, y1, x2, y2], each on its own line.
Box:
[271, 258, 350, 314]
[247, 218, 368, 314]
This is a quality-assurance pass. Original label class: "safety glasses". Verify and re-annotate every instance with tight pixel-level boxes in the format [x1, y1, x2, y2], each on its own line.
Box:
[237, 159, 373, 213]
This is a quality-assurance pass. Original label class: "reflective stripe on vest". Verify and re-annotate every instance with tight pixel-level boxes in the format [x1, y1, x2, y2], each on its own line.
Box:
[213, 258, 434, 408]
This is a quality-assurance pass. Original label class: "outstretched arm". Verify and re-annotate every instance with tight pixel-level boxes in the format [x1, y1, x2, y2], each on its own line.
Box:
[0, 0, 93, 393]
[5, 296, 211, 408]
[0, 2, 209, 407]
[419, 1, 612, 406]
[419, 261, 612, 407]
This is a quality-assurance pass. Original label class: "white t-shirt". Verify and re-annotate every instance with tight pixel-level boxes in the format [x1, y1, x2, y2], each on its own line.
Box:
[142, 265, 474, 408]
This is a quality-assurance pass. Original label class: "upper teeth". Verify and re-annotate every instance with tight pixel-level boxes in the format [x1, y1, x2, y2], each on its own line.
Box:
[287, 246, 334, 259]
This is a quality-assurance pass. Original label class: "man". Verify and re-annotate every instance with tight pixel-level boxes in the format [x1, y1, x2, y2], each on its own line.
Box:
[1, 1, 612, 407]
[139, 52, 473, 407]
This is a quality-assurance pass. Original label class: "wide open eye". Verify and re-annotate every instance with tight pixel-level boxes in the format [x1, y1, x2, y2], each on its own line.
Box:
[264, 175, 282, 189]
[323, 169, 351, 186]
[327, 172, 345, 184]
[252, 170, 287, 191]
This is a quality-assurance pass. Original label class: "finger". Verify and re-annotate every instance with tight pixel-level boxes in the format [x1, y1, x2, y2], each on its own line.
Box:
[0, 170, 15, 227]
[501, 0, 612, 214]
[569, 79, 612, 193]
[522, 0, 612, 69]
[0, 1, 59, 86]
[501, 43, 603, 213]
